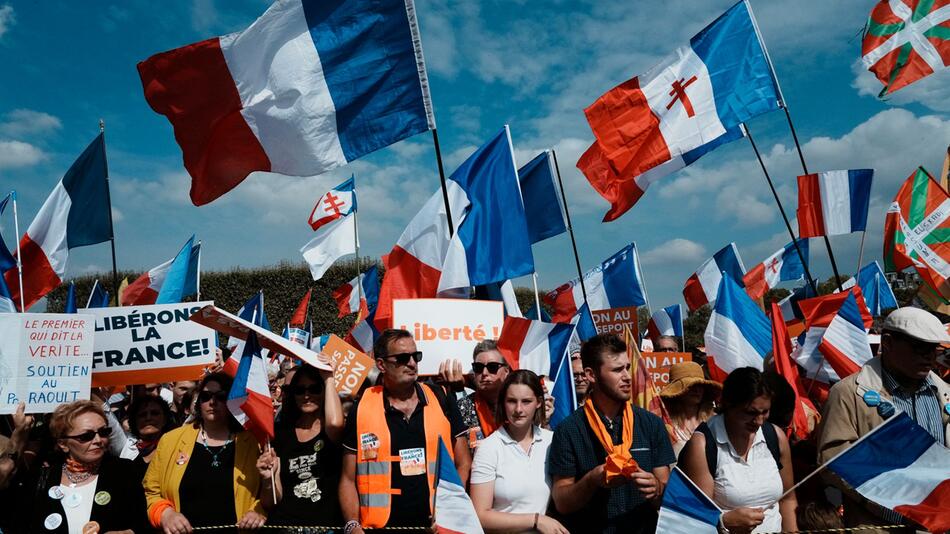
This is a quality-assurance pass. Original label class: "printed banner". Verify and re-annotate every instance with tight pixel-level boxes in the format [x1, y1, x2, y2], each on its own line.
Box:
[641, 351, 692, 385]
[320, 335, 374, 397]
[0, 313, 95, 414]
[591, 306, 639, 338]
[393, 299, 504, 374]
[89, 302, 217, 387]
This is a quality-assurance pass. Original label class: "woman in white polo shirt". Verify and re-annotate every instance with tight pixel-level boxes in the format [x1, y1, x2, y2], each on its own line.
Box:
[470, 370, 568, 534]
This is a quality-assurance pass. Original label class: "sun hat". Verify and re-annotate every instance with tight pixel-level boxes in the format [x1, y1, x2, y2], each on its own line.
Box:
[882, 307, 950, 344]
[659, 361, 722, 398]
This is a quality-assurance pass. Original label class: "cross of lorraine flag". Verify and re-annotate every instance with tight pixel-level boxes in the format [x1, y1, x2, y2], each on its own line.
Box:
[861, 0, 950, 96]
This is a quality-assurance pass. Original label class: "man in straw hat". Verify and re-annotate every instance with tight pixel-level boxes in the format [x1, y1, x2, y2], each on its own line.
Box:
[658, 361, 721, 455]
[818, 306, 950, 532]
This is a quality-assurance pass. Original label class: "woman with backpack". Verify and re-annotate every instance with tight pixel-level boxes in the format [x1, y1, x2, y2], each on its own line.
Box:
[678, 367, 798, 534]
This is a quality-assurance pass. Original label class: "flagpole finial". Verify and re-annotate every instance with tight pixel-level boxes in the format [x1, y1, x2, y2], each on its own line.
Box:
[99, 119, 105, 133]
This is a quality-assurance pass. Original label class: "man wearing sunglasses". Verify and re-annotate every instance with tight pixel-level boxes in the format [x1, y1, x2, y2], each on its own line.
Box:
[457, 340, 510, 450]
[339, 329, 470, 534]
[819, 306, 950, 532]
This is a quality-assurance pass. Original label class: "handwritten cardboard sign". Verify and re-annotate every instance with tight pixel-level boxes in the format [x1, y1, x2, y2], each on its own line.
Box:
[0, 313, 95, 414]
[320, 335, 374, 397]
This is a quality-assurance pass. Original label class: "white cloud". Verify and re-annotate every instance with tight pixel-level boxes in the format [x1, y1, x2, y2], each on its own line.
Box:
[851, 59, 950, 112]
[0, 140, 46, 168]
[111, 207, 124, 223]
[0, 5, 14, 39]
[191, 0, 218, 33]
[0, 109, 62, 137]
[641, 238, 706, 265]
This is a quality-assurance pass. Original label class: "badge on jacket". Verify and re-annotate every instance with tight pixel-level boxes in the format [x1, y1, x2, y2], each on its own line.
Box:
[360, 433, 380, 460]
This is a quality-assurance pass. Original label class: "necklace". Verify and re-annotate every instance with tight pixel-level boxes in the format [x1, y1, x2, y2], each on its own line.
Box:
[62, 464, 95, 485]
[199, 429, 234, 468]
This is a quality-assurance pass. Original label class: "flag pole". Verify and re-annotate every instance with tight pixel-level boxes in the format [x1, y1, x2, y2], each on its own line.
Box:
[431, 129, 455, 237]
[100, 120, 121, 299]
[11, 190, 25, 312]
[856, 231, 866, 275]
[550, 149, 589, 304]
[195, 240, 202, 301]
[531, 273, 542, 319]
[85, 280, 99, 308]
[745, 125, 819, 296]
[353, 205, 364, 327]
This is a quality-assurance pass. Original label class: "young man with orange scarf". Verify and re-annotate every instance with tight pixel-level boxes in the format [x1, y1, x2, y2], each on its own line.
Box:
[549, 333, 675, 533]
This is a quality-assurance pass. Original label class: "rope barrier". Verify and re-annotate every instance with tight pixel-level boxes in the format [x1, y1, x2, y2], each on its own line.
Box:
[190, 524, 907, 533]
[760, 526, 906, 534]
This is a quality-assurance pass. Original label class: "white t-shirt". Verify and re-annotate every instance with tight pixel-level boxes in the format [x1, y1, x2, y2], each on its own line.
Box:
[470, 425, 553, 518]
[60, 478, 98, 534]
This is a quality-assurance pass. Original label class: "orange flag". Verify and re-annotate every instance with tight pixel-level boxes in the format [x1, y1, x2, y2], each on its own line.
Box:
[290, 288, 312, 327]
[769, 301, 819, 441]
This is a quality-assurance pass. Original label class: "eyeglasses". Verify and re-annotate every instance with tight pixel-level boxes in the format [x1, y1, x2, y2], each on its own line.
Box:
[292, 384, 323, 396]
[472, 362, 508, 374]
[197, 390, 228, 404]
[64, 427, 111, 443]
[385, 351, 423, 365]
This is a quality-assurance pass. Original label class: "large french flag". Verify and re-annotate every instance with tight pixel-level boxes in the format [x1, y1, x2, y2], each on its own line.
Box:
[433, 438, 484, 534]
[227, 332, 274, 444]
[577, 0, 780, 222]
[797, 169, 873, 238]
[497, 316, 575, 376]
[704, 274, 771, 380]
[333, 265, 378, 318]
[743, 239, 809, 300]
[4, 134, 111, 311]
[795, 290, 873, 383]
[647, 304, 684, 341]
[827, 413, 950, 533]
[137, 0, 434, 206]
[545, 243, 647, 322]
[656, 467, 721, 534]
[122, 239, 200, 306]
[474, 280, 524, 318]
[518, 151, 567, 244]
[683, 243, 746, 312]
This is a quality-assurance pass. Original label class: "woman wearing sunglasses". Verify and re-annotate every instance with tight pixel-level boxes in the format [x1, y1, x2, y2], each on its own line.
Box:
[144, 372, 267, 533]
[470, 370, 568, 534]
[22, 400, 147, 533]
[258, 363, 343, 527]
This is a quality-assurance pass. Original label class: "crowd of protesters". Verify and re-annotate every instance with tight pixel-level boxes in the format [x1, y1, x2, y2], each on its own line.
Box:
[0, 306, 947, 534]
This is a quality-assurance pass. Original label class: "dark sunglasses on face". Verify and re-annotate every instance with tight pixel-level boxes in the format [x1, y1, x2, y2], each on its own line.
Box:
[65, 427, 111, 443]
[197, 390, 228, 404]
[292, 384, 324, 396]
[385, 351, 423, 365]
[472, 362, 508, 374]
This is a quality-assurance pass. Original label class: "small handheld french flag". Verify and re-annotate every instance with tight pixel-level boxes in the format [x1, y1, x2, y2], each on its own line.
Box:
[309, 176, 357, 232]
[333, 265, 378, 319]
[497, 316, 575, 376]
[656, 467, 721, 534]
[683, 243, 746, 312]
[227, 332, 274, 444]
[797, 169, 873, 238]
[796, 290, 873, 383]
[647, 305, 683, 340]
[433, 438, 484, 534]
[704, 274, 771, 380]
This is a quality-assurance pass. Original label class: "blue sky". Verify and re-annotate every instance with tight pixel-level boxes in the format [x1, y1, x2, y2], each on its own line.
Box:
[0, 0, 948, 312]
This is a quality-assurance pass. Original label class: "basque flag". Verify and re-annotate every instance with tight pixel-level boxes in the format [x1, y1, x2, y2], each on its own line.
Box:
[333, 265, 378, 318]
[704, 274, 771, 380]
[656, 467, 721, 534]
[545, 243, 647, 322]
[497, 316, 575, 376]
[647, 304, 684, 341]
[433, 438, 484, 534]
[827, 413, 950, 533]
[577, 0, 780, 222]
[795, 290, 873, 383]
[4, 134, 111, 311]
[309, 176, 356, 232]
[743, 239, 809, 300]
[85, 280, 110, 309]
[63, 282, 77, 314]
[683, 243, 746, 312]
[227, 332, 274, 444]
[797, 169, 873, 238]
[840, 262, 898, 317]
[123, 239, 200, 306]
[518, 151, 567, 244]
[138, 0, 434, 206]
[0, 192, 15, 271]
[0, 270, 15, 313]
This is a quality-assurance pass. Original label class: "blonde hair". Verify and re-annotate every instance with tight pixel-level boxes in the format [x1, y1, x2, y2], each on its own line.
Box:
[49, 400, 107, 440]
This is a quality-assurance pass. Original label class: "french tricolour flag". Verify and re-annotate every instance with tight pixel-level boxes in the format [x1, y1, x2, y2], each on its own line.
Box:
[647, 305, 683, 341]
[743, 239, 809, 300]
[497, 316, 575, 377]
[683, 243, 746, 312]
[122, 239, 200, 306]
[545, 243, 647, 323]
[333, 265, 378, 319]
[137, 0, 434, 206]
[797, 169, 873, 238]
[577, 0, 780, 222]
[227, 332, 274, 444]
[224, 292, 271, 376]
[4, 134, 111, 311]
[795, 290, 873, 383]
[0, 270, 15, 313]
[309, 176, 356, 232]
[827, 413, 950, 533]
[839, 261, 898, 317]
[704, 274, 771, 381]
[656, 467, 721, 534]
[433, 438, 483, 534]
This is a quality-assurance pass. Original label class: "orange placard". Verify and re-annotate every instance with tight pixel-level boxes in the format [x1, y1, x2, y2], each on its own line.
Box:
[321, 335, 374, 397]
[591, 306, 639, 338]
[640, 352, 692, 385]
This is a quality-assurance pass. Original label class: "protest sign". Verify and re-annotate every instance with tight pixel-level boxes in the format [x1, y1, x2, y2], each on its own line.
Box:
[320, 335, 374, 397]
[0, 313, 95, 414]
[393, 299, 504, 375]
[641, 351, 692, 385]
[88, 302, 217, 387]
[591, 306, 639, 338]
[190, 304, 331, 370]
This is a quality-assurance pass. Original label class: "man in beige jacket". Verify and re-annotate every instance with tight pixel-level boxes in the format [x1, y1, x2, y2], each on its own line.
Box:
[818, 307, 950, 533]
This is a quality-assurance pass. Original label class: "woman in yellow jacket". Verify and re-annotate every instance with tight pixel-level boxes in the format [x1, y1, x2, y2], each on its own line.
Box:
[144, 372, 268, 533]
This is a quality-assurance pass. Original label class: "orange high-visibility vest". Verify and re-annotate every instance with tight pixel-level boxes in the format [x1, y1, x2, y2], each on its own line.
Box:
[355, 383, 454, 528]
